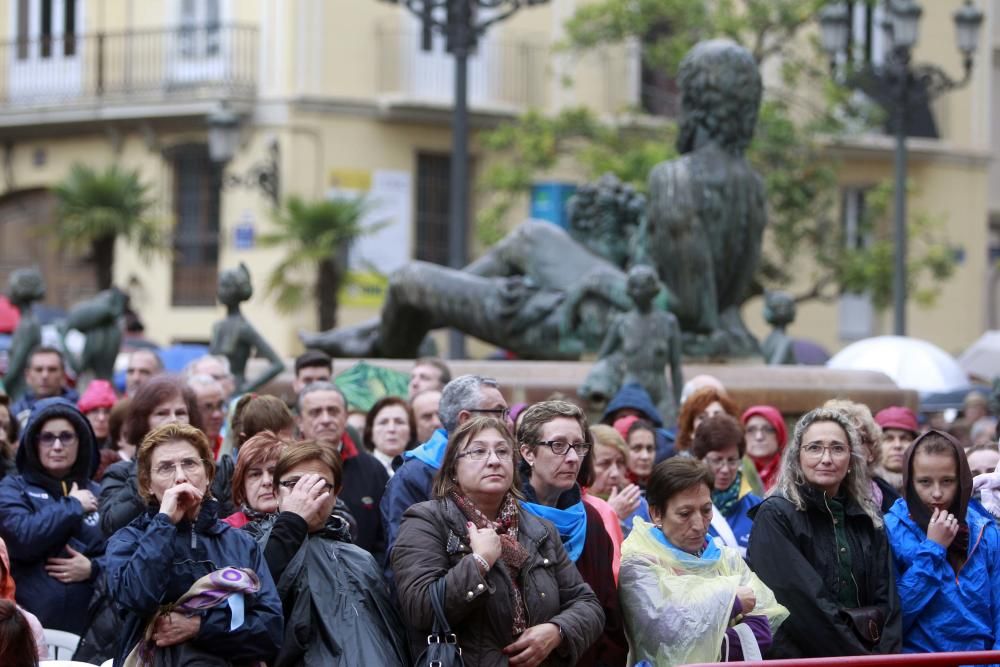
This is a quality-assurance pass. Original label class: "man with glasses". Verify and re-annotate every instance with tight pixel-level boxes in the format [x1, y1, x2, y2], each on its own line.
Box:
[381, 374, 508, 578]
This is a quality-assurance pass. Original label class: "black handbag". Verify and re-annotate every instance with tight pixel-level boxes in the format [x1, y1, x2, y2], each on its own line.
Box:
[414, 578, 465, 667]
[841, 605, 885, 648]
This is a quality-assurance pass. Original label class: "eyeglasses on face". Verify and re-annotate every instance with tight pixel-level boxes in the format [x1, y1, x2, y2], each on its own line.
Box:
[153, 458, 205, 478]
[39, 431, 77, 447]
[457, 445, 514, 461]
[801, 443, 851, 459]
[746, 425, 776, 436]
[537, 440, 591, 457]
[277, 477, 335, 493]
[469, 407, 512, 421]
[704, 455, 741, 470]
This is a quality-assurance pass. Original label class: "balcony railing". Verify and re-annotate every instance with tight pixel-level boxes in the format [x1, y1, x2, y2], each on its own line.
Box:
[376, 26, 546, 112]
[0, 25, 257, 111]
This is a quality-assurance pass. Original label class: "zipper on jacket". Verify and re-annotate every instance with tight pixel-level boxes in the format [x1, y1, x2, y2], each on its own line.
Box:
[954, 522, 986, 585]
[822, 494, 862, 605]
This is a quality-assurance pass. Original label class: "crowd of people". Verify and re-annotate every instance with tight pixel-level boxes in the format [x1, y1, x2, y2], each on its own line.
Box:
[0, 344, 998, 666]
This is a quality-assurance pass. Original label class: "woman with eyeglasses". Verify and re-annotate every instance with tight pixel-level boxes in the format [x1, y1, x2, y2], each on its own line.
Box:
[105, 422, 282, 666]
[0, 398, 104, 635]
[741, 405, 787, 493]
[691, 414, 762, 556]
[258, 441, 408, 665]
[517, 400, 628, 667]
[392, 415, 604, 666]
[746, 408, 901, 658]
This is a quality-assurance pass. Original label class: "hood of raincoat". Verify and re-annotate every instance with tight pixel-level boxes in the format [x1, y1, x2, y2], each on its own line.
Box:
[618, 518, 788, 666]
[16, 397, 98, 496]
[601, 383, 664, 427]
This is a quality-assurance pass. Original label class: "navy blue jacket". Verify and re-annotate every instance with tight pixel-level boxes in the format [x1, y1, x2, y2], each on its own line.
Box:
[601, 382, 676, 461]
[106, 502, 283, 666]
[12, 386, 80, 425]
[0, 397, 104, 634]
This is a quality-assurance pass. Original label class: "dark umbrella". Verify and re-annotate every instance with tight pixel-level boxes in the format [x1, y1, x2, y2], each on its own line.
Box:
[793, 338, 831, 366]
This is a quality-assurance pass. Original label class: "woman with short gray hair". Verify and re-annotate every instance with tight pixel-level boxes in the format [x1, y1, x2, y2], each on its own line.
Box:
[746, 407, 902, 658]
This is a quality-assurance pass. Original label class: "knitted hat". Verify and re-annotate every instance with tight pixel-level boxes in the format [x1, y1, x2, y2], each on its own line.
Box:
[874, 406, 919, 436]
[77, 380, 118, 414]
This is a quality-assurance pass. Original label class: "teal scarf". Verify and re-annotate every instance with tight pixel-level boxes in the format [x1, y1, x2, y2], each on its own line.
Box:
[712, 470, 742, 519]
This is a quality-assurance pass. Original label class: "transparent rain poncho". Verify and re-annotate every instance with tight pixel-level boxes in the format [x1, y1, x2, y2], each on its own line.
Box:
[619, 518, 788, 666]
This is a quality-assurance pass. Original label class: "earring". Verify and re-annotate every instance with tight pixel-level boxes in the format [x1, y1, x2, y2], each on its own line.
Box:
[848, 468, 852, 474]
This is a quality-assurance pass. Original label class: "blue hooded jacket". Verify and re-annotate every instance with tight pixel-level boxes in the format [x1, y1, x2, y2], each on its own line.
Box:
[601, 382, 676, 462]
[886, 497, 1000, 653]
[0, 397, 104, 633]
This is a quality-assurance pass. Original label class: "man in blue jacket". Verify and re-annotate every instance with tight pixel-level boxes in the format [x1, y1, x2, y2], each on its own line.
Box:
[381, 374, 508, 576]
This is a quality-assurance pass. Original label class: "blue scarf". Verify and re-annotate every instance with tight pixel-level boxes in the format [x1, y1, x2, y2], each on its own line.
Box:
[403, 428, 449, 469]
[649, 520, 721, 565]
[520, 499, 588, 562]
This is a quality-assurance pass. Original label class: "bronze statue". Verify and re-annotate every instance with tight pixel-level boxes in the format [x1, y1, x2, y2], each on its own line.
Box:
[4, 268, 46, 400]
[210, 263, 285, 395]
[60, 288, 128, 381]
[761, 290, 797, 365]
[645, 39, 766, 357]
[580, 265, 683, 423]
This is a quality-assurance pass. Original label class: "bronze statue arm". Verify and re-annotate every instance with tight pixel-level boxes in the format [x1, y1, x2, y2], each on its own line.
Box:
[239, 329, 286, 395]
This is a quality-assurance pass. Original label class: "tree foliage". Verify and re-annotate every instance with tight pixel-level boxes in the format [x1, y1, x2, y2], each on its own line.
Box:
[258, 195, 374, 330]
[477, 0, 956, 309]
[53, 163, 165, 290]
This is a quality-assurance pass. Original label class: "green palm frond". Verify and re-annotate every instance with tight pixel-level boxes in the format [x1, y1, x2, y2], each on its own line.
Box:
[53, 163, 166, 256]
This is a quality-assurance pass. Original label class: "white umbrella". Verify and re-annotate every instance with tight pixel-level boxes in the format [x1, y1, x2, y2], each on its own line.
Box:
[827, 335, 969, 394]
[958, 330, 1000, 380]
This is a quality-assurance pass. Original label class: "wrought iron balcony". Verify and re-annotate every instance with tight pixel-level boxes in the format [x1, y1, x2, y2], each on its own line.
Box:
[0, 25, 257, 115]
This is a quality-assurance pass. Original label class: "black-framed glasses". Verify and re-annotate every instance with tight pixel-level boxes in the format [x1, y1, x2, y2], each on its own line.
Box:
[469, 407, 511, 421]
[278, 478, 335, 493]
[538, 440, 591, 457]
[39, 431, 77, 447]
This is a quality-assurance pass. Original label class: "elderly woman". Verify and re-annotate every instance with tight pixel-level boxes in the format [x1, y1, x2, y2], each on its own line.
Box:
[747, 407, 902, 657]
[885, 430, 1000, 654]
[620, 457, 787, 664]
[105, 423, 282, 666]
[98, 376, 206, 536]
[261, 441, 409, 665]
[363, 396, 418, 477]
[392, 416, 604, 666]
[224, 431, 285, 531]
[692, 414, 762, 555]
[0, 398, 104, 635]
[519, 400, 627, 667]
[741, 405, 786, 493]
[589, 425, 649, 539]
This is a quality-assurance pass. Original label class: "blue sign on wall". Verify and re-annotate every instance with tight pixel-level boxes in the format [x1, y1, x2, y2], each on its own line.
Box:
[234, 223, 255, 250]
[530, 182, 577, 228]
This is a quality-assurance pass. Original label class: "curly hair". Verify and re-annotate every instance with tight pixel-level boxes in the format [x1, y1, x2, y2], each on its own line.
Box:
[676, 39, 762, 156]
[823, 399, 883, 469]
[771, 407, 882, 527]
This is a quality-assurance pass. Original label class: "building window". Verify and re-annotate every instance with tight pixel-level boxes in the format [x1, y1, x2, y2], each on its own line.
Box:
[170, 144, 221, 306]
[838, 187, 876, 341]
[638, 21, 679, 117]
[415, 152, 451, 265]
[846, 0, 888, 68]
[179, 0, 221, 58]
[15, 0, 78, 59]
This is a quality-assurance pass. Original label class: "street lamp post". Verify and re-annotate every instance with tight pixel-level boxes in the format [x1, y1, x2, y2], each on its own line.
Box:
[819, 0, 983, 336]
[380, 0, 547, 359]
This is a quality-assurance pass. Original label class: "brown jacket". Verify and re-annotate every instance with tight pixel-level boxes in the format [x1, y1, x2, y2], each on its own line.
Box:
[392, 498, 605, 666]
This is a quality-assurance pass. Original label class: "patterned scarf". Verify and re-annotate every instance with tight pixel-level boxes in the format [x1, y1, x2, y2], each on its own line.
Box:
[711, 471, 743, 519]
[449, 490, 530, 635]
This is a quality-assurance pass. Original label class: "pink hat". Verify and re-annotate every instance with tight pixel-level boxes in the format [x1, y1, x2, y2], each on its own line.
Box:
[77, 380, 118, 414]
[874, 406, 919, 436]
[741, 405, 788, 450]
[613, 415, 640, 441]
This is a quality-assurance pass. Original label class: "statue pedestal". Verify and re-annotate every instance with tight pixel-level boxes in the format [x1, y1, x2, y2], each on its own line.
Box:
[254, 358, 917, 419]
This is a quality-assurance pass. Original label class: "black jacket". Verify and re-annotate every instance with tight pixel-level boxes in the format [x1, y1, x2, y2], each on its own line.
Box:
[338, 440, 389, 564]
[746, 488, 902, 658]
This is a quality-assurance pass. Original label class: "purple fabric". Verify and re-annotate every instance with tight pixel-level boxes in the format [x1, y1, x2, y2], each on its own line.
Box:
[724, 614, 772, 661]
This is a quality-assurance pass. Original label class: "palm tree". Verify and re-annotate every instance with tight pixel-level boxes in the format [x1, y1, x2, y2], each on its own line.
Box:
[259, 194, 373, 330]
[53, 163, 165, 290]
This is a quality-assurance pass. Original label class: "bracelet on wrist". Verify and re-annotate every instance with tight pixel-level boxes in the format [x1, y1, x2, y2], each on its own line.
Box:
[472, 553, 490, 573]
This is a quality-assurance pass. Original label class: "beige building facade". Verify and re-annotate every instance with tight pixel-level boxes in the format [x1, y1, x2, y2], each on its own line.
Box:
[0, 0, 994, 361]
